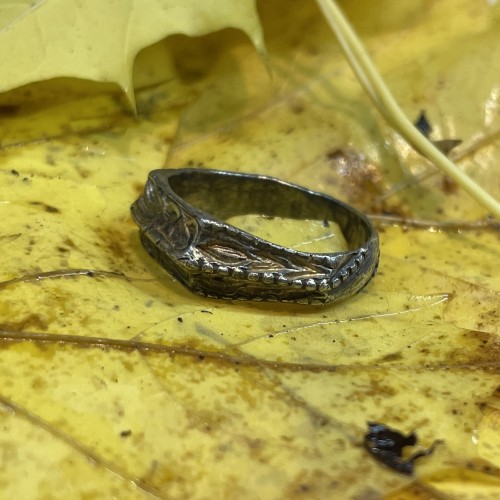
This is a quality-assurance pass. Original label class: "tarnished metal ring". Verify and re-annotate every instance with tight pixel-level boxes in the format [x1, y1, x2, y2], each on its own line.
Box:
[131, 168, 379, 305]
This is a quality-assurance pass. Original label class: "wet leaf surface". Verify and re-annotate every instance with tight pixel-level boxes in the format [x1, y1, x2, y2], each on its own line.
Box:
[0, 0, 499, 498]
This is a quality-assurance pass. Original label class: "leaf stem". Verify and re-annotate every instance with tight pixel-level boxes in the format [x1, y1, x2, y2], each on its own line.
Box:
[315, 0, 500, 218]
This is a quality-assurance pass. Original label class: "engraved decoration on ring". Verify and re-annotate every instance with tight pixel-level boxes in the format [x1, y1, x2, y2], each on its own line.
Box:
[131, 169, 379, 305]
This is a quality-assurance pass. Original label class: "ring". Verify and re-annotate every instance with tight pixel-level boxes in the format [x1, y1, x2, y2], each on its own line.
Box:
[131, 168, 379, 305]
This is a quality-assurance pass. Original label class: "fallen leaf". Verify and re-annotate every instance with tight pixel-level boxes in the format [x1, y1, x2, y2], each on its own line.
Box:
[0, 0, 499, 498]
[0, 0, 264, 106]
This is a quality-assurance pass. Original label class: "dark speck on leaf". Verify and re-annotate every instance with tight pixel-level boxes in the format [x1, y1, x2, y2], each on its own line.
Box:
[177, 317, 184, 323]
[414, 111, 432, 138]
[120, 429, 132, 437]
[364, 422, 442, 475]
[434, 139, 462, 156]
[29, 201, 61, 213]
[11, 169, 19, 176]
[414, 111, 462, 156]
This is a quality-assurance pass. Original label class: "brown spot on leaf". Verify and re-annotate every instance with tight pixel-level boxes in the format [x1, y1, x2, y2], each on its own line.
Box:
[459, 330, 500, 364]
[0, 105, 20, 116]
[63, 238, 77, 249]
[31, 376, 47, 390]
[0, 313, 48, 332]
[289, 97, 305, 115]
[325, 148, 392, 213]
[441, 175, 458, 194]
[95, 226, 135, 270]
[133, 181, 145, 196]
[285, 468, 347, 497]
[433, 139, 462, 156]
[29, 201, 61, 214]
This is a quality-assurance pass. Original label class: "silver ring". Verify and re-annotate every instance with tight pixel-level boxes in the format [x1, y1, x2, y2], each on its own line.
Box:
[131, 168, 379, 305]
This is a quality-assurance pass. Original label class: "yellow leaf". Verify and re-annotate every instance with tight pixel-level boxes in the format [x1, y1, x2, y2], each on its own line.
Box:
[0, 0, 264, 107]
[0, 0, 499, 497]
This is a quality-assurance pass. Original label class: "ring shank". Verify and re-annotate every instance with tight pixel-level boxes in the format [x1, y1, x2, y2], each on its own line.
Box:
[167, 170, 372, 250]
[131, 168, 379, 305]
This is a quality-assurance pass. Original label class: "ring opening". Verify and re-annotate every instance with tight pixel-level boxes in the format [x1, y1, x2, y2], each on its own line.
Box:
[167, 170, 372, 250]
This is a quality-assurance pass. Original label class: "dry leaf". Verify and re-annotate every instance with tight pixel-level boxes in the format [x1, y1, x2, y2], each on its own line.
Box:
[0, 0, 499, 498]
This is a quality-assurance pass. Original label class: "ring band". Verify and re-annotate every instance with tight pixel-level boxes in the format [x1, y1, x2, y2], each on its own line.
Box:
[131, 168, 379, 305]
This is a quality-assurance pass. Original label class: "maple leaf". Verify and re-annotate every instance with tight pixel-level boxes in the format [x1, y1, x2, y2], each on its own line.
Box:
[0, 0, 264, 107]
